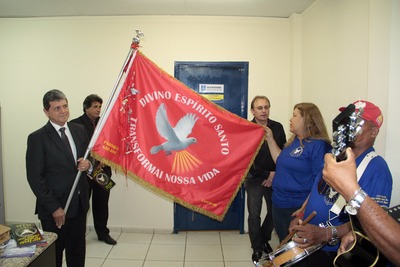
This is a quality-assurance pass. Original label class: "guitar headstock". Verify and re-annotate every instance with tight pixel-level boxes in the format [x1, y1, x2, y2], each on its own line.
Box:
[318, 104, 365, 195]
[331, 104, 364, 161]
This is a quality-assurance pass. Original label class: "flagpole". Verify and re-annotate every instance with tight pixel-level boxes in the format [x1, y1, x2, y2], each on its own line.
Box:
[64, 34, 141, 215]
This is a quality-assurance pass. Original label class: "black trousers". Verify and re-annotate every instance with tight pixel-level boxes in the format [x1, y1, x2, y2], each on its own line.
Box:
[88, 177, 111, 239]
[41, 212, 87, 267]
[245, 176, 274, 252]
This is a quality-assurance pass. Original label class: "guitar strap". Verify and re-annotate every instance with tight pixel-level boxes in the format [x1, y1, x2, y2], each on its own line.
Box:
[330, 151, 378, 216]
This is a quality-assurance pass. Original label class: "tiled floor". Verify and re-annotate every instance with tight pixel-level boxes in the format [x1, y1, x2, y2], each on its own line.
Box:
[64, 229, 280, 267]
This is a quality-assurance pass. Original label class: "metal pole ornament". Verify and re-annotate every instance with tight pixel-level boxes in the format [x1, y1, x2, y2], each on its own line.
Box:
[131, 30, 144, 50]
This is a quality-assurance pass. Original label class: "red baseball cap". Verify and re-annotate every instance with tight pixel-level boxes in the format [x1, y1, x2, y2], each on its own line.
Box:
[339, 100, 383, 128]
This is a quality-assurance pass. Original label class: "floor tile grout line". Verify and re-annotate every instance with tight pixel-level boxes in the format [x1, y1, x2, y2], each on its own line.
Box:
[140, 231, 155, 267]
[182, 231, 188, 267]
[91, 231, 121, 267]
[219, 232, 227, 267]
[105, 232, 121, 258]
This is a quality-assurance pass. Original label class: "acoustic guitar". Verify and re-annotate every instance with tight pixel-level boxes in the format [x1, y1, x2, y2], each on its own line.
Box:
[333, 204, 400, 267]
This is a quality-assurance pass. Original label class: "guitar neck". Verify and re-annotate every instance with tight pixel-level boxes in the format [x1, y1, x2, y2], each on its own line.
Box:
[335, 150, 347, 162]
[385, 204, 400, 224]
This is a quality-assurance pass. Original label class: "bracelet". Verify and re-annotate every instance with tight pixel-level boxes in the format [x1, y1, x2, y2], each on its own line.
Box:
[348, 187, 362, 201]
[345, 187, 368, 215]
[327, 226, 339, 246]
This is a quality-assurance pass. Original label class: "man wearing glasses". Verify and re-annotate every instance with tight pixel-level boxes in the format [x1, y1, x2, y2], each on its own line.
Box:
[245, 95, 286, 265]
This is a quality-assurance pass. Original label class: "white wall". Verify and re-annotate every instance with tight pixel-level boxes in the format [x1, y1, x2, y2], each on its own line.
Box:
[385, 0, 400, 206]
[0, 0, 398, 232]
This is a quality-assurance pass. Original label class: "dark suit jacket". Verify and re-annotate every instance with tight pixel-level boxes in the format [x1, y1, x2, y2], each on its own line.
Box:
[26, 121, 90, 219]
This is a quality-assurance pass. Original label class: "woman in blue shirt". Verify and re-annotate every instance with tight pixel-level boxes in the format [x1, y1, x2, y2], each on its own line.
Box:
[265, 102, 331, 241]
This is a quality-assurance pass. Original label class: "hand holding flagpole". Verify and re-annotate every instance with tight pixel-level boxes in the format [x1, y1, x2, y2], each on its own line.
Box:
[63, 31, 143, 216]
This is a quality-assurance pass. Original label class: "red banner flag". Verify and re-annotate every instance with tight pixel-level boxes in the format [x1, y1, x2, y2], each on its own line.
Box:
[91, 51, 265, 221]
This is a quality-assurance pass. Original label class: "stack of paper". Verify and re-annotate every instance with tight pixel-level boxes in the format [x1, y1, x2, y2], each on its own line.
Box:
[1, 239, 36, 258]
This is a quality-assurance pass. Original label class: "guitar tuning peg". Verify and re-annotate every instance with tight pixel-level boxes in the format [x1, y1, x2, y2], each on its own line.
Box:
[338, 125, 346, 133]
[348, 132, 357, 142]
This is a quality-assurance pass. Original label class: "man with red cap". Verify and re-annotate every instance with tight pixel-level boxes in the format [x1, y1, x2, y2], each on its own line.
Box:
[342, 100, 384, 128]
[278, 100, 392, 267]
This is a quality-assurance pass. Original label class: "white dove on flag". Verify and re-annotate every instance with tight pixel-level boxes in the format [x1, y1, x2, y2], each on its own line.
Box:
[150, 103, 198, 155]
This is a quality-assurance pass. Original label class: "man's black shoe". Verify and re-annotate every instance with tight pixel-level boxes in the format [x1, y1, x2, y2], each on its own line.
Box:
[98, 235, 117, 245]
[263, 242, 273, 254]
[252, 250, 263, 264]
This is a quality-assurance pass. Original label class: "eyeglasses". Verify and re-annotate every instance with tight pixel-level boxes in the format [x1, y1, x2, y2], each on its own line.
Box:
[255, 105, 270, 111]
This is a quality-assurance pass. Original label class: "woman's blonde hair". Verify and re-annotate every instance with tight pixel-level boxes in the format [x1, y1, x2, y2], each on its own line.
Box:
[286, 102, 331, 147]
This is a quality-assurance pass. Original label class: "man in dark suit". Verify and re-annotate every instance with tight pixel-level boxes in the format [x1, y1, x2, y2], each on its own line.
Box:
[71, 94, 117, 245]
[26, 89, 91, 267]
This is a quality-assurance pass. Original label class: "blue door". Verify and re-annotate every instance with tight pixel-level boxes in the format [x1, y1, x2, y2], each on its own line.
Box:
[173, 61, 249, 233]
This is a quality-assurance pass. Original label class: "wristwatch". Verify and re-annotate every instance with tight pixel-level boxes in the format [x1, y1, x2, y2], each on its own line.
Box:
[345, 188, 368, 215]
[328, 226, 339, 246]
